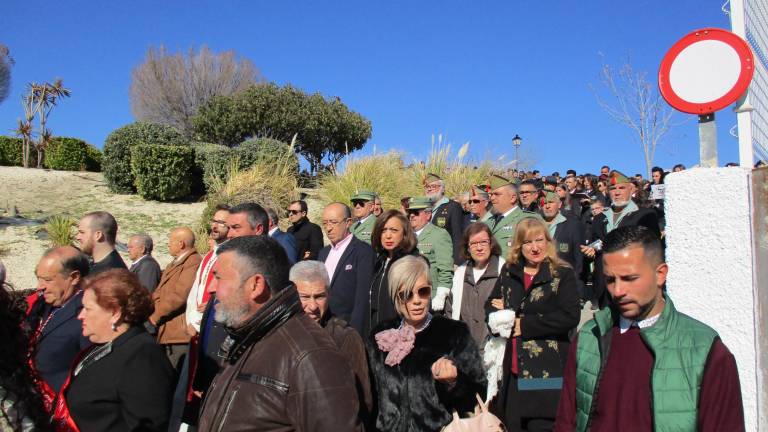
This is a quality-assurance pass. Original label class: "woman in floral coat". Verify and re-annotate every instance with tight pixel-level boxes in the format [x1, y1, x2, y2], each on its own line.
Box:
[485, 218, 581, 432]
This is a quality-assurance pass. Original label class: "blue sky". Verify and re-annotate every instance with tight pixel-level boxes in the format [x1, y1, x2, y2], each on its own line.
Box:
[0, 1, 742, 175]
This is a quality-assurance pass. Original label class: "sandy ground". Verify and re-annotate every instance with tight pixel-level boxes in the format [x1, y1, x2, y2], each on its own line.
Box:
[0, 166, 206, 290]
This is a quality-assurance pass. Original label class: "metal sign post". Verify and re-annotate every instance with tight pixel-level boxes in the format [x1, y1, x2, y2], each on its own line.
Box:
[698, 113, 718, 167]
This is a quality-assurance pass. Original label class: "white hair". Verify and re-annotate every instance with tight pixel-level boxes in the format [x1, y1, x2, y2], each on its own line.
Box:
[289, 260, 330, 290]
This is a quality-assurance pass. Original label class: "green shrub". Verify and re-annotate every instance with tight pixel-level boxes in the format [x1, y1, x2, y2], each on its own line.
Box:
[103, 122, 185, 193]
[45, 215, 76, 247]
[237, 138, 298, 170]
[44, 137, 102, 171]
[192, 142, 234, 194]
[0, 136, 23, 166]
[131, 144, 194, 201]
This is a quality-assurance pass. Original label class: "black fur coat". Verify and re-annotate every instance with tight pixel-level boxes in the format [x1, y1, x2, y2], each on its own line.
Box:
[367, 315, 487, 432]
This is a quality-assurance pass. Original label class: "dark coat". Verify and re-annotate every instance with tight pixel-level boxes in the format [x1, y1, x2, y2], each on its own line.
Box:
[65, 326, 175, 432]
[288, 217, 324, 260]
[270, 229, 298, 264]
[319, 235, 376, 335]
[129, 255, 161, 293]
[552, 215, 585, 297]
[364, 248, 420, 338]
[90, 249, 126, 275]
[485, 261, 580, 427]
[432, 199, 465, 265]
[26, 290, 91, 393]
[367, 316, 487, 432]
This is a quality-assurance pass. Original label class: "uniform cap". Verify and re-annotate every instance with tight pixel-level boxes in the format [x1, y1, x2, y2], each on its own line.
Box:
[350, 190, 376, 202]
[423, 173, 442, 185]
[609, 170, 631, 186]
[538, 190, 559, 207]
[408, 197, 433, 210]
[488, 174, 515, 191]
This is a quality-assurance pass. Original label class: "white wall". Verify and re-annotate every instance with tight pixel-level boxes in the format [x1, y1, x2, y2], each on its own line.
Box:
[664, 167, 761, 430]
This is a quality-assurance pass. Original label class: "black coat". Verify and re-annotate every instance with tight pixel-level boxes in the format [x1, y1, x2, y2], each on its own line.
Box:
[431, 199, 464, 265]
[129, 255, 161, 293]
[66, 326, 175, 432]
[485, 261, 580, 426]
[367, 316, 487, 432]
[364, 248, 420, 338]
[287, 217, 324, 261]
[318, 235, 376, 335]
[552, 216, 585, 297]
[90, 249, 127, 275]
[26, 291, 91, 393]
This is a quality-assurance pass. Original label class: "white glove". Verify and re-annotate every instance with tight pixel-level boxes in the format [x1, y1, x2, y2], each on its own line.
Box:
[483, 336, 508, 401]
[488, 309, 516, 338]
[431, 286, 451, 311]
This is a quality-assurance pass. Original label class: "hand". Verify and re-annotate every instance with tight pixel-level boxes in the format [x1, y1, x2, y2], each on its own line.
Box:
[431, 357, 458, 384]
[580, 245, 596, 258]
[186, 323, 198, 337]
[197, 302, 208, 312]
[513, 318, 522, 337]
[491, 298, 504, 310]
[303, 251, 311, 259]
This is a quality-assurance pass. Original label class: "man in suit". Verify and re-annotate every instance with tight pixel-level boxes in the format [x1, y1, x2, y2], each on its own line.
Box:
[406, 197, 454, 310]
[424, 173, 464, 265]
[484, 174, 542, 260]
[266, 207, 298, 264]
[26, 246, 92, 395]
[127, 233, 161, 292]
[318, 202, 375, 335]
[350, 190, 377, 245]
[148, 227, 202, 371]
[75, 211, 126, 274]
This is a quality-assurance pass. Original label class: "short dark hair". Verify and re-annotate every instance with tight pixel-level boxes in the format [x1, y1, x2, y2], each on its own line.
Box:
[214, 204, 231, 213]
[371, 210, 417, 255]
[229, 203, 268, 231]
[217, 235, 290, 295]
[601, 165, 610, 171]
[84, 269, 153, 325]
[603, 226, 664, 267]
[42, 247, 90, 279]
[290, 200, 308, 213]
[459, 223, 501, 262]
[84, 211, 118, 245]
[266, 207, 279, 225]
[673, 163, 686, 170]
[566, 169, 577, 176]
[520, 179, 539, 189]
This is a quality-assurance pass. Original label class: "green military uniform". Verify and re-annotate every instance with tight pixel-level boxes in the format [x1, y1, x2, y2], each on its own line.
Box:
[483, 175, 542, 260]
[410, 197, 454, 299]
[350, 190, 377, 245]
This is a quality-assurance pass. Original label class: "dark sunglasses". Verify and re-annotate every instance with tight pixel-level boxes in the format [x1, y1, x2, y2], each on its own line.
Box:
[397, 286, 432, 303]
[468, 199, 484, 204]
[352, 201, 369, 207]
[287, 210, 302, 215]
[406, 209, 423, 216]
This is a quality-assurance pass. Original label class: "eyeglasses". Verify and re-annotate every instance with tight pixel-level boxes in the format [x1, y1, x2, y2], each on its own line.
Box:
[468, 239, 491, 249]
[397, 286, 432, 303]
[468, 199, 485, 204]
[519, 190, 537, 195]
[287, 210, 302, 215]
[425, 184, 441, 191]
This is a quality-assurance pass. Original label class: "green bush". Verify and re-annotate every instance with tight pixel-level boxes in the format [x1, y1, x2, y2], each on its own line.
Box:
[0, 136, 23, 166]
[192, 142, 234, 194]
[44, 137, 102, 171]
[45, 215, 76, 247]
[131, 144, 194, 201]
[103, 122, 185, 193]
[237, 137, 298, 170]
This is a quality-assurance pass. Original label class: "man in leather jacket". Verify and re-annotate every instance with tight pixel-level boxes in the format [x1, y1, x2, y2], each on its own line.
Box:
[197, 235, 361, 432]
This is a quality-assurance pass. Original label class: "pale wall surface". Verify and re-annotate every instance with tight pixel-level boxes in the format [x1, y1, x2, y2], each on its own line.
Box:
[665, 167, 759, 430]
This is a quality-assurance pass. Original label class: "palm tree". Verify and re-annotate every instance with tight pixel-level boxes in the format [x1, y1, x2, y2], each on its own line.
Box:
[28, 80, 71, 167]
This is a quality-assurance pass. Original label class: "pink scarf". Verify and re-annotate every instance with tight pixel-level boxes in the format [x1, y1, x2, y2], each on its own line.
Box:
[375, 325, 416, 366]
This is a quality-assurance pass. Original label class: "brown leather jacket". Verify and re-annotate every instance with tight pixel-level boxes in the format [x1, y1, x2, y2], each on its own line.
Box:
[151, 250, 202, 345]
[197, 286, 362, 432]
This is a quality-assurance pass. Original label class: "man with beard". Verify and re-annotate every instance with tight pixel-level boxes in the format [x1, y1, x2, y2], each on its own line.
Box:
[197, 236, 361, 431]
[554, 226, 743, 431]
[424, 173, 464, 265]
[518, 179, 540, 212]
[484, 174, 541, 260]
[75, 211, 126, 274]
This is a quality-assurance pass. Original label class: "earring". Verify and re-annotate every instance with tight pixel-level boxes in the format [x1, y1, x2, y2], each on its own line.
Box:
[111, 322, 117, 331]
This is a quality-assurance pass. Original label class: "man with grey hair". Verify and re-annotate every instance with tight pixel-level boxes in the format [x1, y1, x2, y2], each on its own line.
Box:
[290, 260, 373, 427]
[127, 233, 161, 292]
[484, 174, 541, 259]
[75, 211, 126, 274]
[266, 207, 298, 264]
[198, 236, 361, 432]
[423, 173, 464, 265]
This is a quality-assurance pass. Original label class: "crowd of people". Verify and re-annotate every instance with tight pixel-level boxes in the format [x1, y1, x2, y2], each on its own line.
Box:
[0, 163, 747, 432]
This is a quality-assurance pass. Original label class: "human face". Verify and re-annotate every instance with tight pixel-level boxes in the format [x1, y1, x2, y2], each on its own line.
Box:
[555, 187, 567, 199]
[210, 210, 230, 243]
[490, 186, 516, 214]
[287, 203, 305, 225]
[609, 182, 635, 208]
[322, 204, 352, 245]
[167, 232, 182, 257]
[468, 196, 488, 217]
[372, 199, 383, 217]
[296, 279, 328, 322]
[467, 231, 492, 266]
[226, 212, 262, 239]
[210, 252, 252, 327]
[407, 208, 431, 232]
[600, 167, 610, 176]
[126, 237, 145, 261]
[75, 217, 97, 255]
[78, 289, 118, 344]
[398, 273, 431, 327]
[351, 200, 373, 219]
[542, 201, 561, 220]
[652, 171, 662, 184]
[381, 217, 405, 253]
[597, 181, 608, 194]
[424, 181, 443, 199]
[518, 185, 538, 207]
[603, 246, 667, 320]
[565, 177, 577, 191]
[521, 231, 547, 266]
[35, 257, 78, 307]
[590, 202, 605, 216]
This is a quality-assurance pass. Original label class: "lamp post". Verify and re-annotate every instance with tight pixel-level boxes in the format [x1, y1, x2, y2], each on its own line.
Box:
[512, 134, 522, 172]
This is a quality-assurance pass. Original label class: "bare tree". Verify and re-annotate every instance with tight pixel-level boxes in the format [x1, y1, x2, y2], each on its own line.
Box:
[592, 56, 677, 177]
[0, 44, 13, 105]
[130, 45, 263, 136]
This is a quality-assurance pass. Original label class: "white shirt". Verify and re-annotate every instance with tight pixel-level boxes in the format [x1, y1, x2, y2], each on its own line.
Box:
[130, 254, 148, 267]
[356, 214, 373, 225]
[324, 233, 354, 281]
[268, 226, 279, 236]
[619, 313, 661, 334]
[502, 206, 519, 218]
[184, 245, 221, 331]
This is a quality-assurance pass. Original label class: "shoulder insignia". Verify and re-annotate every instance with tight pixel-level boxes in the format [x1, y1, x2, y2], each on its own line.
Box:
[436, 216, 447, 228]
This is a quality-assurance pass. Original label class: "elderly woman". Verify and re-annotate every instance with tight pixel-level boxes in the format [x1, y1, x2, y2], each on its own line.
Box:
[365, 209, 419, 336]
[485, 218, 580, 432]
[444, 223, 504, 351]
[64, 269, 175, 432]
[368, 255, 486, 432]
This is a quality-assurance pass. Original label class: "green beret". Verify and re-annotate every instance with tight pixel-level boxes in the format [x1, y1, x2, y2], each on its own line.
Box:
[539, 190, 559, 205]
[609, 170, 631, 186]
[408, 196, 433, 210]
[488, 174, 514, 191]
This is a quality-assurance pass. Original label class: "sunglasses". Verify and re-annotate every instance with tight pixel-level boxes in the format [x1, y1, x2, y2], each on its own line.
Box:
[352, 201, 369, 207]
[397, 286, 432, 303]
[468, 199, 484, 204]
[287, 210, 302, 215]
[406, 209, 424, 216]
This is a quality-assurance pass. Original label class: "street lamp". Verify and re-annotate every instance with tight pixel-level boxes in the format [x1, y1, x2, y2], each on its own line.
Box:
[512, 134, 522, 172]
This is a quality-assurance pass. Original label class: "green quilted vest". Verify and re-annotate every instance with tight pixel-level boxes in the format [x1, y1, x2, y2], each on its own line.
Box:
[574, 295, 718, 431]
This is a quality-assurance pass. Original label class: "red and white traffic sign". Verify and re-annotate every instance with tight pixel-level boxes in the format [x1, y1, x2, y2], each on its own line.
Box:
[658, 28, 754, 114]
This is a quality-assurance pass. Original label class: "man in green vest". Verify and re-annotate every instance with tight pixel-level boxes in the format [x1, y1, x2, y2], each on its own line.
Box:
[406, 197, 454, 309]
[554, 226, 743, 432]
[483, 174, 541, 260]
[350, 190, 377, 245]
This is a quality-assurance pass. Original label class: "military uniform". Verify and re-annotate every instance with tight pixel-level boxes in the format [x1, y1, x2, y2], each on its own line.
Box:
[409, 197, 455, 306]
[350, 214, 376, 245]
[485, 207, 542, 260]
[430, 196, 464, 265]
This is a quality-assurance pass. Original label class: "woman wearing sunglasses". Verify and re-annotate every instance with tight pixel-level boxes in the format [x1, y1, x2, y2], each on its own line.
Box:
[484, 218, 580, 431]
[368, 255, 486, 432]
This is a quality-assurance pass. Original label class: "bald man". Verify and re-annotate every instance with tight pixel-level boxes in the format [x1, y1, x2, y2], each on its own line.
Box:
[149, 227, 202, 370]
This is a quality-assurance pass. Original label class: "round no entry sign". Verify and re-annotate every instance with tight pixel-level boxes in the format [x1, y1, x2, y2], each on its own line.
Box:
[658, 28, 754, 114]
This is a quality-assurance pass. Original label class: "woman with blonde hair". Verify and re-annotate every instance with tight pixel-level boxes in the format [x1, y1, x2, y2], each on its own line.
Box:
[485, 218, 580, 432]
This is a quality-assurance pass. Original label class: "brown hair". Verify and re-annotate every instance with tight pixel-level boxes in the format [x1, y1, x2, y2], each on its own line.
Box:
[83, 269, 153, 325]
[371, 209, 417, 255]
[459, 222, 501, 262]
[507, 218, 569, 275]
